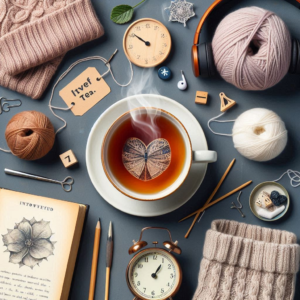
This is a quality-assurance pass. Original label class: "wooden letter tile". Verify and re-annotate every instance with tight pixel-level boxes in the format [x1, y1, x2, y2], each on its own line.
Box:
[195, 91, 208, 104]
[60, 150, 78, 168]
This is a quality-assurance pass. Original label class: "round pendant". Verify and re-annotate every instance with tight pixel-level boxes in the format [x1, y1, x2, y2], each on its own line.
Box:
[123, 18, 172, 68]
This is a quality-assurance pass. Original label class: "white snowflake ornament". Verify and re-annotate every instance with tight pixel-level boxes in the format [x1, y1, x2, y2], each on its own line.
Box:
[161, 69, 169, 76]
[165, 0, 195, 27]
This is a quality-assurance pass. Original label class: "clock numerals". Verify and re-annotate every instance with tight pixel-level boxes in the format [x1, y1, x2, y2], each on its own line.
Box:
[124, 20, 171, 67]
[129, 249, 178, 299]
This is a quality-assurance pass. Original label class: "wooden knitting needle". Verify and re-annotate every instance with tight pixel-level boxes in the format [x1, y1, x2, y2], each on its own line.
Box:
[88, 219, 101, 300]
[184, 180, 252, 238]
[105, 222, 113, 300]
[179, 158, 236, 223]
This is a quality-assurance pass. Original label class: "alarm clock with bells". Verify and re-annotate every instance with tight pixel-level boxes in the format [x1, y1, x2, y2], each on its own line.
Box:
[123, 18, 172, 68]
[126, 227, 182, 300]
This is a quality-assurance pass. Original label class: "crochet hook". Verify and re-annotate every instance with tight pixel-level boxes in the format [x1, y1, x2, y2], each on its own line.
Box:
[105, 222, 113, 300]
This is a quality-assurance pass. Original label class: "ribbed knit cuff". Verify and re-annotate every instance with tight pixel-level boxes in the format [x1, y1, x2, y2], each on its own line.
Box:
[0, 57, 63, 99]
[0, 0, 104, 75]
[203, 220, 300, 274]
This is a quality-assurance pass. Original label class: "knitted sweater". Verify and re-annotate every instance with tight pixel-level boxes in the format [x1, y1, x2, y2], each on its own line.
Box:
[193, 220, 300, 300]
[0, 0, 104, 99]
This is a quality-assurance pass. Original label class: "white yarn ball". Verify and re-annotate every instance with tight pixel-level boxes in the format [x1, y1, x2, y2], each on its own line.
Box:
[232, 108, 288, 162]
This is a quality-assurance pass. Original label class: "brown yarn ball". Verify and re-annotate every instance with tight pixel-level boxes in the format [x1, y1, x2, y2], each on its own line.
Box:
[5, 111, 55, 160]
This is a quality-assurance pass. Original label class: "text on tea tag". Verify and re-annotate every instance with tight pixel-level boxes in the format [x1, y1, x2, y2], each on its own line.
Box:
[59, 67, 110, 116]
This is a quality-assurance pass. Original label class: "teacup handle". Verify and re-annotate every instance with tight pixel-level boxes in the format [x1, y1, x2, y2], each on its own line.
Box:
[193, 150, 217, 163]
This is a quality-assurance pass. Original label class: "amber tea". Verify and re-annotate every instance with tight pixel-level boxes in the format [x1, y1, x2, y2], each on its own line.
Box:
[106, 112, 187, 195]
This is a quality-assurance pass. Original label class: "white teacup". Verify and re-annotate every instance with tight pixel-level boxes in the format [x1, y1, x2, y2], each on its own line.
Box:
[102, 108, 217, 201]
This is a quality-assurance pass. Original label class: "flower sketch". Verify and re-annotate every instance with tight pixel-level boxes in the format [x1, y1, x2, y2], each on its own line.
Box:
[2, 218, 55, 269]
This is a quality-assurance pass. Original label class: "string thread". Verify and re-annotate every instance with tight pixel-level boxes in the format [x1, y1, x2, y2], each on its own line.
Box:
[273, 170, 300, 188]
[49, 50, 133, 134]
[207, 112, 236, 137]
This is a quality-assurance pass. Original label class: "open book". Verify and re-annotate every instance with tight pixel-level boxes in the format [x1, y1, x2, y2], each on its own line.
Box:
[0, 188, 87, 300]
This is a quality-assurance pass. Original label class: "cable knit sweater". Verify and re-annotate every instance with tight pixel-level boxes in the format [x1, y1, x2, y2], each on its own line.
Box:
[193, 220, 300, 300]
[0, 0, 104, 99]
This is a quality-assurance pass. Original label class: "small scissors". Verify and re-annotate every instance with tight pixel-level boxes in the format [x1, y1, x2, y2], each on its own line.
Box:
[5, 169, 74, 192]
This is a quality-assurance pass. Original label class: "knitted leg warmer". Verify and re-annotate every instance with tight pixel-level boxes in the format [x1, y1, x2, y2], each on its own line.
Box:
[193, 220, 300, 300]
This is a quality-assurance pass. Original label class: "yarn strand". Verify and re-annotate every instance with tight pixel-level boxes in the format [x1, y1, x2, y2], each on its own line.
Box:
[49, 50, 133, 134]
[0, 147, 11, 153]
[273, 170, 300, 188]
[207, 112, 236, 136]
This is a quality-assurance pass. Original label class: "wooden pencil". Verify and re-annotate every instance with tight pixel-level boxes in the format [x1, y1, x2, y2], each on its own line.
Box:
[88, 219, 101, 300]
[184, 180, 252, 238]
[179, 158, 236, 223]
[105, 222, 113, 300]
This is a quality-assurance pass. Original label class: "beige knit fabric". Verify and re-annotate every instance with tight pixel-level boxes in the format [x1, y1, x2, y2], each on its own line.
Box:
[0, 57, 63, 99]
[193, 220, 300, 300]
[0, 0, 104, 99]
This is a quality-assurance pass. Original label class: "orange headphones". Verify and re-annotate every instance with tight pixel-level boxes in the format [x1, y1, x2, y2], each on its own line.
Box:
[191, 0, 300, 77]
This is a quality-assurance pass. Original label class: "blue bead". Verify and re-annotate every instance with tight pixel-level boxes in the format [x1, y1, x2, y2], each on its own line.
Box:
[158, 66, 171, 80]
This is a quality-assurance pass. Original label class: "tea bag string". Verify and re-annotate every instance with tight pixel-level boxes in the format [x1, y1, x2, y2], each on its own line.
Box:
[49, 49, 133, 135]
[273, 169, 300, 188]
[207, 112, 236, 137]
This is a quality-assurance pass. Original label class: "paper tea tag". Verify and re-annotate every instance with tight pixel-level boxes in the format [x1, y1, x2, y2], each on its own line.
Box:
[59, 67, 110, 116]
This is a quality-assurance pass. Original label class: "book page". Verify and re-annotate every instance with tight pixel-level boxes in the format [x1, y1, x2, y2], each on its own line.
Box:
[0, 189, 80, 300]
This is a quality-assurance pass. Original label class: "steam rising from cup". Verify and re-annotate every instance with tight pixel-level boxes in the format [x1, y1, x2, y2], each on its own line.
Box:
[122, 68, 162, 143]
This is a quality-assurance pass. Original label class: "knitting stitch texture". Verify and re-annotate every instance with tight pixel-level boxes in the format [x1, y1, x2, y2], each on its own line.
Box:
[0, 0, 104, 99]
[193, 220, 300, 300]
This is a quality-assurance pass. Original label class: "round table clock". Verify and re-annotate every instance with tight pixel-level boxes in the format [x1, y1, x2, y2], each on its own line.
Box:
[126, 227, 182, 300]
[123, 18, 172, 68]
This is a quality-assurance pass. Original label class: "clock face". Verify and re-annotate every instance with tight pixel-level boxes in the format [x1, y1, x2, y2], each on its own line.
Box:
[127, 248, 181, 300]
[123, 18, 172, 68]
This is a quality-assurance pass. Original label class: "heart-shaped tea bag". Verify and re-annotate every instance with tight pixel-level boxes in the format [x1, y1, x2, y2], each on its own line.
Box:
[122, 138, 171, 181]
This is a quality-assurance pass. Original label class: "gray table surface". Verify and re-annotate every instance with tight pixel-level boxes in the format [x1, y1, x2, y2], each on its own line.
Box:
[1, 0, 300, 299]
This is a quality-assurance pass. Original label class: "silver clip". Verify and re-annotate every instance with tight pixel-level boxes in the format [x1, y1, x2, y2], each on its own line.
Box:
[0, 97, 22, 115]
[231, 191, 245, 218]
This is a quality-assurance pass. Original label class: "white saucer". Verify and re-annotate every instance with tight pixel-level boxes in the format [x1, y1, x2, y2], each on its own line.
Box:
[86, 94, 208, 217]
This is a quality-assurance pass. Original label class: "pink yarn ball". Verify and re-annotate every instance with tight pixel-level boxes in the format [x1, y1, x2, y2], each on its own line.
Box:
[212, 7, 291, 91]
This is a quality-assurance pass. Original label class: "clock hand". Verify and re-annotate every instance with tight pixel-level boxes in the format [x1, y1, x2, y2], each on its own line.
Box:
[134, 34, 150, 46]
[151, 264, 162, 279]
